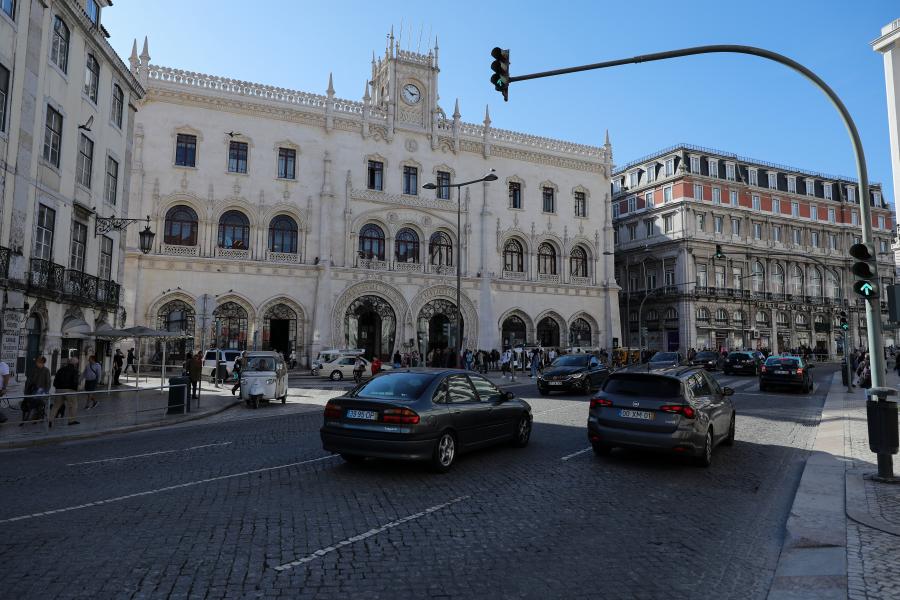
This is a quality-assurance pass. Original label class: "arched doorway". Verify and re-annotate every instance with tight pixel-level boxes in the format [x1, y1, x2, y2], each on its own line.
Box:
[345, 295, 396, 360]
[263, 303, 297, 357]
[157, 300, 195, 360]
[213, 301, 248, 350]
[417, 299, 462, 361]
[25, 314, 42, 374]
[569, 318, 592, 347]
[501, 315, 527, 348]
[537, 317, 560, 348]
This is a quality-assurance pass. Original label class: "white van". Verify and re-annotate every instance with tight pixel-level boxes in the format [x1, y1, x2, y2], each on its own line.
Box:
[311, 348, 365, 374]
[202, 349, 243, 378]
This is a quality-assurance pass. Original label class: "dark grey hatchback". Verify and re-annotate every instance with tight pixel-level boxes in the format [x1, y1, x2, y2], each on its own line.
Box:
[321, 369, 532, 472]
[586, 366, 736, 467]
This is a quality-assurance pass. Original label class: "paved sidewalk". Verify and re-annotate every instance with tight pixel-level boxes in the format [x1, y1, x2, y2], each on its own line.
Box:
[769, 368, 900, 600]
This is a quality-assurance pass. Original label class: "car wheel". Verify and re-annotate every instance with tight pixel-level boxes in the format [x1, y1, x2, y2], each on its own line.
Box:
[592, 442, 611, 456]
[723, 412, 736, 446]
[431, 432, 457, 473]
[696, 428, 713, 467]
[512, 414, 532, 447]
[252, 397, 259, 410]
[583, 380, 593, 395]
[340, 454, 366, 464]
[330, 370, 343, 381]
[538, 387, 550, 396]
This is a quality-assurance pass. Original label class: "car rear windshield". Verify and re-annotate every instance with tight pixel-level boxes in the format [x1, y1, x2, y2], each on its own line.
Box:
[552, 355, 590, 367]
[728, 352, 751, 359]
[696, 352, 718, 359]
[765, 357, 800, 367]
[352, 373, 435, 401]
[603, 374, 682, 398]
[651, 352, 679, 362]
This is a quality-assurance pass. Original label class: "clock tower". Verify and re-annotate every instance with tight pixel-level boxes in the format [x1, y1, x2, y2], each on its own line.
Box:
[370, 29, 441, 132]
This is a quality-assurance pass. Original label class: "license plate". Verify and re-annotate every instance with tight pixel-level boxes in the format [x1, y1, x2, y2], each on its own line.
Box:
[620, 409, 653, 420]
[775, 370, 788, 375]
[346, 409, 377, 420]
[549, 381, 564, 386]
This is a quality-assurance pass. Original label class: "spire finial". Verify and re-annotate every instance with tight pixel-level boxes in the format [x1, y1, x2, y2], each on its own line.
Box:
[453, 98, 460, 119]
[140, 36, 150, 64]
[483, 104, 491, 126]
[363, 80, 370, 101]
[129, 39, 139, 71]
[604, 129, 611, 146]
[327, 72, 335, 96]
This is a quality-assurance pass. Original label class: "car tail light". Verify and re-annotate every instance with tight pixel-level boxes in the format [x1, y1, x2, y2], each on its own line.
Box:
[760, 366, 767, 373]
[795, 368, 803, 375]
[590, 396, 612, 409]
[324, 402, 342, 419]
[660, 404, 696, 419]
[382, 407, 420, 424]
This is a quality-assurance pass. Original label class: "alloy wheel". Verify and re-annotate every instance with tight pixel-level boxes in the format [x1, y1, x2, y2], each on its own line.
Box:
[438, 433, 455, 467]
[514, 415, 531, 447]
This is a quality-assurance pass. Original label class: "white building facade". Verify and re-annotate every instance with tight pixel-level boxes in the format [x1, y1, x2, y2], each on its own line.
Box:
[123, 33, 619, 366]
[873, 19, 900, 277]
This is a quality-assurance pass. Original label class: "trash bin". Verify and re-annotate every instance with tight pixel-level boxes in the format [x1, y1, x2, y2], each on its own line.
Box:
[841, 363, 849, 387]
[867, 399, 899, 455]
[168, 376, 191, 415]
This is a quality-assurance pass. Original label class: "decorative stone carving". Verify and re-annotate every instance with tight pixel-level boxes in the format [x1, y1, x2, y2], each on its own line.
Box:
[405, 138, 419, 152]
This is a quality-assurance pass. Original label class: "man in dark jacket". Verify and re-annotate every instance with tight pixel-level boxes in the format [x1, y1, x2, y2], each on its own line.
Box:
[113, 349, 124, 385]
[52, 358, 80, 426]
[188, 352, 203, 399]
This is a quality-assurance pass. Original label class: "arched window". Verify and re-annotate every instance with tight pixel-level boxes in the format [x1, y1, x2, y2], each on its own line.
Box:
[733, 310, 744, 323]
[646, 309, 659, 321]
[217, 210, 250, 249]
[570, 246, 588, 278]
[538, 243, 556, 275]
[629, 311, 638, 323]
[503, 239, 524, 273]
[751, 261, 765, 292]
[795, 313, 809, 327]
[827, 270, 840, 298]
[665, 307, 678, 321]
[810, 268, 823, 297]
[269, 215, 298, 254]
[358, 224, 385, 260]
[213, 301, 248, 350]
[696, 307, 710, 321]
[157, 300, 195, 360]
[777, 311, 789, 326]
[394, 228, 420, 263]
[790, 265, 803, 296]
[164, 205, 198, 246]
[51, 16, 70, 73]
[771, 263, 785, 294]
[569, 318, 592, 346]
[715, 308, 728, 323]
[756, 310, 770, 326]
[429, 232, 453, 266]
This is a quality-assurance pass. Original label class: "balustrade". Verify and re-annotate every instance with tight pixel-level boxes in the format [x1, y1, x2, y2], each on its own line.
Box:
[394, 261, 423, 273]
[266, 251, 300, 264]
[501, 270, 528, 281]
[570, 276, 591, 286]
[216, 247, 250, 260]
[162, 244, 200, 257]
[537, 273, 561, 284]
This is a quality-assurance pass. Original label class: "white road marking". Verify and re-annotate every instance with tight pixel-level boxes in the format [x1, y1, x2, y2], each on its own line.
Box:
[560, 447, 593, 461]
[66, 442, 233, 466]
[533, 405, 581, 417]
[272, 495, 471, 572]
[0, 454, 339, 525]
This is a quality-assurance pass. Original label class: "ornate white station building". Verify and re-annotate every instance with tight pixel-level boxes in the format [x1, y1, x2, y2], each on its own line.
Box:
[122, 33, 619, 365]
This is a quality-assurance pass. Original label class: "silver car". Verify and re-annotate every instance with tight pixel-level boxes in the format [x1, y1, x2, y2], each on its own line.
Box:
[586, 366, 735, 467]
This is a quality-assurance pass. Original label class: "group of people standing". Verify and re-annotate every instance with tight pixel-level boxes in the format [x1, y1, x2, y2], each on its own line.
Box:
[17, 354, 109, 427]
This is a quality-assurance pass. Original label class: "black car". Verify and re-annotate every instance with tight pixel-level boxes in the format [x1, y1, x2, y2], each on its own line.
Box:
[723, 351, 762, 376]
[759, 355, 814, 393]
[321, 369, 532, 472]
[689, 351, 721, 371]
[537, 354, 609, 395]
[648, 352, 683, 370]
[586, 366, 736, 467]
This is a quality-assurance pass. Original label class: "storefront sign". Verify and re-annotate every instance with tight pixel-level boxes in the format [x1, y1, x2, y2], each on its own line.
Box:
[1, 311, 24, 373]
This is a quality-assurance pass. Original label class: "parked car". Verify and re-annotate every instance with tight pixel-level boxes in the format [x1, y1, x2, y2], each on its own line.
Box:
[586, 366, 736, 467]
[321, 369, 533, 472]
[689, 351, 721, 371]
[311, 349, 365, 374]
[321, 356, 393, 381]
[723, 351, 762, 376]
[202, 349, 242, 379]
[648, 352, 683, 370]
[537, 354, 609, 395]
[759, 355, 814, 393]
[239, 351, 289, 408]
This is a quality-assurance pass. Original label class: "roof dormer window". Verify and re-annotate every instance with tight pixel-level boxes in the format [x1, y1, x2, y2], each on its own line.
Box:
[749, 168, 758, 186]
[690, 156, 700, 174]
[787, 176, 796, 194]
[767, 172, 777, 189]
[725, 162, 735, 181]
[708, 158, 718, 178]
[629, 171, 639, 188]
[805, 178, 815, 196]
[85, 0, 99, 25]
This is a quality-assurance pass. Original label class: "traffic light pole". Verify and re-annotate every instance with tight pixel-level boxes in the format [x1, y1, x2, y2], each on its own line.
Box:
[505, 44, 892, 478]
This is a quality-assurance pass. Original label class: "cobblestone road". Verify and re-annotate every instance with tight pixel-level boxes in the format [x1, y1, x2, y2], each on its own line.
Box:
[0, 366, 834, 599]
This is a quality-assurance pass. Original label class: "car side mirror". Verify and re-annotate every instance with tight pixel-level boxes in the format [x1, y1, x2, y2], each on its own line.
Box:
[503, 391, 515, 402]
[722, 387, 734, 396]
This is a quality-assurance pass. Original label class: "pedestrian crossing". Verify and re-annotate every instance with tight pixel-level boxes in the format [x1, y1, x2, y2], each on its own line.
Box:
[712, 374, 763, 393]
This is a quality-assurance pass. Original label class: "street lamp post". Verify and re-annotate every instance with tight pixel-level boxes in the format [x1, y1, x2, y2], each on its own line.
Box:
[423, 170, 498, 362]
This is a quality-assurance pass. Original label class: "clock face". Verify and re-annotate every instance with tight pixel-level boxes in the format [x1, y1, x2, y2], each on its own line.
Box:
[402, 83, 421, 105]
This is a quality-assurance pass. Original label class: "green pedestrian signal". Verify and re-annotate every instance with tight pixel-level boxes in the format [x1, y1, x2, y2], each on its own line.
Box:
[490, 47, 510, 102]
[854, 281, 878, 298]
[839, 311, 849, 331]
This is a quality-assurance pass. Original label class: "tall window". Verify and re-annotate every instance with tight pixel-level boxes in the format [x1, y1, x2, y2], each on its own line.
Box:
[394, 228, 420, 263]
[269, 215, 298, 254]
[369, 161, 386, 189]
[713, 216, 723, 234]
[824, 183, 833, 200]
[810, 269, 823, 297]
[628, 197, 636, 212]
[753, 223, 762, 240]
[790, 266, 803, 296]
[436, 171, 451, 200]
[851, 211, 859, 225]
[217, 210, 250, 249]
[228, 141, 248, 173]
[693, 184, 703, 200]
[772, 198, 780, 213]
[729, 190, 738, 206]
[726, 163, 735, 181]
[663, 214, 674, 233]
[751, 261, 764, 292]
[771, 264, 785, 294]
[538, 243, 556, 275]
[665, 158, 674, 176]
[646, 164, 655, 183]
[85, 0, 99, 23]
[749, 169, 758, 186]
[690, 156, 700, 173]
[69, 221, 87, 271]
[429, 232, 453, 266]
[0, 64, 8, 133]
[644, 191, 653, 208]
[50, 16, 69, 73]
[76, 134, 94, 188]
[574, 191, 586, 217]
[503, 239, 524, 272]
[848, 187, 856, 203]
[752, 194, 760, 210]
[1, 0, 14, 18]
[33, 205, 55, 261]
[164, 206, 198, 246]
[827, 208, 835, 223]
[104, 156, 118, 205]
[509, 181, 521, 209]
[175, 134, 197, 167]
[696, 264, 707, 287]
[792, 228, 801, 245]
[791, 201, 799, 217]
[402, 165, 418, 195]
[570, 246, 588, 278]
[43, 105, 63, 167]
[696, 213, 705, 231]
[708, 159, 718, 177]
[111, 84, 124, 128]
[542, 187, 555, 213]
[273, 147, 296, 179]
[712, 188, 721, 204]
[772, 225, 782, 242]
[787, 177, 797, 193]
[358, 224, 385, 260]
[83, 53, 99, 103]
[663, 186, 672, 203]
[99, 236, 113, 280]
[810, 205, 818, 221]
[767, 172, 777, 189]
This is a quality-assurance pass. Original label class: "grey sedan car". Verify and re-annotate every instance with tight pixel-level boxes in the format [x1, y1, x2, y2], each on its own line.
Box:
[321, 369, 532, 472]
[586, 366, 735, 467]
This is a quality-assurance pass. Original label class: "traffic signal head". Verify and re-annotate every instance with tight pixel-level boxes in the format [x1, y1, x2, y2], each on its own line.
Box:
[839, 311, 849, 331]
[849, 242, 878, 298]
[714, 244, 725, 259]
[490, 47, 510, 102]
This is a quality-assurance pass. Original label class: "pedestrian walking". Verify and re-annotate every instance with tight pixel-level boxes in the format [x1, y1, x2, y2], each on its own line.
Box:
[464, 349, 473, 371]
[188, 352, 202, 399]
[353, 356, 366, 384]
[371, 356, 382, 376]
[21, 356, 50, 425]
[289, 350, 297, 370]
[124, 348, 136, 374]
[231, 353, 243, 396]
[530, 348, 541, 378]
[52, 358, 80, 426]
[393, 350, 402, 369]
[82, 355, 101, 409]
[113, 349, 124, 385]
[500, 349, 511, 379]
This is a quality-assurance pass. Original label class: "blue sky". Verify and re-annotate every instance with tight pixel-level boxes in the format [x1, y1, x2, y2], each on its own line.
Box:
[106, 1, 897, 202]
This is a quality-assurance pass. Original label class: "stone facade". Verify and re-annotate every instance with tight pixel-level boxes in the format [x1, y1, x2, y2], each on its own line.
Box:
[123, 32, 619, 365]
[872, 19, 900, 278]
